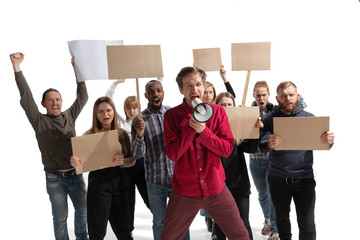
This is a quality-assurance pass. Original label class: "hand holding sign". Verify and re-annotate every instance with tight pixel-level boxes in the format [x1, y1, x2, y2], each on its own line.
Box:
[71, 130, 122, 174]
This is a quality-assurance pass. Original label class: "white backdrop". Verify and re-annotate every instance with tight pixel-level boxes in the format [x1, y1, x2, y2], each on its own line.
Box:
[1, 0, 359, 239]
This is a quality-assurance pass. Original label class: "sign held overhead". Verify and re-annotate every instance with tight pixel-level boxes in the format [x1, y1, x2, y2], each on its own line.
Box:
[231, 42, 271, 71]
[193, 48, 222, 72]
[107, 45, 164, 79]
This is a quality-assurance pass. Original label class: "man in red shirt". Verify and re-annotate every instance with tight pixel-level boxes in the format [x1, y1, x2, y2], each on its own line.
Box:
[160, 67, 249, 240]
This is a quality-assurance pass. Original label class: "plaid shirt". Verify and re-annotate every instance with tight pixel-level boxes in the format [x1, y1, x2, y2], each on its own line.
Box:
[131, 104, 174, 185]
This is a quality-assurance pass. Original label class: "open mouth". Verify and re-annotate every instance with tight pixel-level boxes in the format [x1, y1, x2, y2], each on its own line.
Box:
[152, 98, 161, 105]
[192, 95, 200, 100]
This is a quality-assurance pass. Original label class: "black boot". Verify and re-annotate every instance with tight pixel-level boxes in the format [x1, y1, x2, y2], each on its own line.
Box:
[205, 216, 213, 233]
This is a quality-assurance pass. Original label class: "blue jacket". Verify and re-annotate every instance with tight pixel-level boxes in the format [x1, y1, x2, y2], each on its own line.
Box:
[259, 105, 316, 179]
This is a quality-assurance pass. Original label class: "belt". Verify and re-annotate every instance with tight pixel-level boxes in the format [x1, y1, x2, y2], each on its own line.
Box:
[49, 169, 76, 177]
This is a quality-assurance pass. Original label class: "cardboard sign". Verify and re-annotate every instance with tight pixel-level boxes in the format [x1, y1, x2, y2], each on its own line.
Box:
[71, 130, 121, 174]
[107, 45, 164, 79]
[193, 48, 222, 71]
[232, 42, 271, 71]
[273, 116, 330, 150]
[225, 106, 259, 139]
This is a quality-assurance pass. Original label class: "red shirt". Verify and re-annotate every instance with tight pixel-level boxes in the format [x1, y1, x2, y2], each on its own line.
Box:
[163, 100, 235, 198]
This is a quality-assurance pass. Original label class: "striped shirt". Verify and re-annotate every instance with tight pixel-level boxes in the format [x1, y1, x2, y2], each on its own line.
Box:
[131, 104, 174, 185]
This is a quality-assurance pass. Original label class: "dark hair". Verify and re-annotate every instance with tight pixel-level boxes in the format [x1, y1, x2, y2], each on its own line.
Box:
[175, 67, 206, 89]
[42, 88, 61, 102]
[145, 80, 163, 93]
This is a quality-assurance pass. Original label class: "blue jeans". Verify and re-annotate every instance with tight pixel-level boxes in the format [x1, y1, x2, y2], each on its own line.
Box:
[46, 172, 88, 240]
[146, 182, 190, 240]
[199, 208, 210, 217]
[249, 157, 277, 233]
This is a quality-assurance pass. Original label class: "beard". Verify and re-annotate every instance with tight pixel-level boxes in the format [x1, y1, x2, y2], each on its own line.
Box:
[278, 99, 299, 114]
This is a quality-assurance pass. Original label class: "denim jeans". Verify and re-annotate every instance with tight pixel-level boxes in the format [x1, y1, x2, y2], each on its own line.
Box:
[199, 208, 210, 217]
[146, 182, 190, 240]
[46, 172, 88, 240]
[249, 157, 277, 233]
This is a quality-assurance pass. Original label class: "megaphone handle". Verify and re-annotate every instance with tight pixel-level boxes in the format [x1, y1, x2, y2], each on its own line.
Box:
[241, 70, 251, 106]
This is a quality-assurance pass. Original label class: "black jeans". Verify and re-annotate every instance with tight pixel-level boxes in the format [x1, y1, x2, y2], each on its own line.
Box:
[87, 167, 132, 240]
[212, 194, 253, 240]
[123, 157, 150, 230]
[269, 175, 316, 240]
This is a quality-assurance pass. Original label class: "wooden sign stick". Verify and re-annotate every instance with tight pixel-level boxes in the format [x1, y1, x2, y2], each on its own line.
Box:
[135, 78, 143, 118]
[241, 70, 251, 106]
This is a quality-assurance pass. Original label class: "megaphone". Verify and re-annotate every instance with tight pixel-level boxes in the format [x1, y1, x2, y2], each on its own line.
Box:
[191, 97, 214, 123]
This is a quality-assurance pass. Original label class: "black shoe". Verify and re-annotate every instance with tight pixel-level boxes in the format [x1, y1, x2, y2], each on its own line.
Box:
[205, 216, 213, 233]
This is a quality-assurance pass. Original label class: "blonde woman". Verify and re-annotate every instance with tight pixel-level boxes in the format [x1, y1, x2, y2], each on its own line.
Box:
[202, 65, 236, 104]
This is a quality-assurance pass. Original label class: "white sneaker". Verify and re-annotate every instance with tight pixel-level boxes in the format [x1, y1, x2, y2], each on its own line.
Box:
[268, 232, 279, 240]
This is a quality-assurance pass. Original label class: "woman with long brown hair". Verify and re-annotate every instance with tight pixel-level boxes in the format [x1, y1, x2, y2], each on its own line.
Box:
[71, 96, 135, 240]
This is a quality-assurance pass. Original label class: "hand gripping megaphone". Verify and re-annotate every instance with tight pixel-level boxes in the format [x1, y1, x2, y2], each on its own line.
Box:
[191, 97, 214, 123]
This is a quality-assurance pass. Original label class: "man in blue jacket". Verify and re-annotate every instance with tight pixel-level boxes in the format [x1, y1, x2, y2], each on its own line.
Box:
[260, 81, 335, 240]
